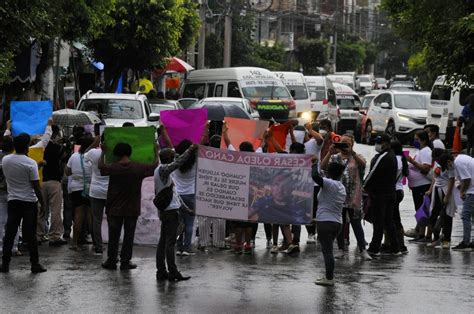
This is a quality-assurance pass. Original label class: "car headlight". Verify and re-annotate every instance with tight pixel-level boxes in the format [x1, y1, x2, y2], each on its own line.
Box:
[301, 111, 312, 121]
[397, 113, 414, 122]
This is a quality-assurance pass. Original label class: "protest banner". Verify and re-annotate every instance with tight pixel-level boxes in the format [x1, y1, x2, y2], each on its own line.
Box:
[10, 100, 52, 136]
[28, 147, 44, 183]
[104, 127, 156, 164]
[195, 145, 314, 225]
[220, 117, 269, 150]
[160, 108, 207, 146]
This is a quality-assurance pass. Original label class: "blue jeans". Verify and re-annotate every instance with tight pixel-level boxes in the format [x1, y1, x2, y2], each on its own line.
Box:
[177, 194, 195, 251]
[461, 194, 474, 243]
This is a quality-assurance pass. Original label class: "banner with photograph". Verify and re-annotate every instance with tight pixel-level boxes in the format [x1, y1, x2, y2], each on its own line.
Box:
[195, 146, 314, 225]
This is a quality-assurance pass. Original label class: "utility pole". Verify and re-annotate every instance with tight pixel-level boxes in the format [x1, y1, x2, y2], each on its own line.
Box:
[332, 0, 339, 73]
[223, 0, 232, 67]
[197, 0, 206, 69]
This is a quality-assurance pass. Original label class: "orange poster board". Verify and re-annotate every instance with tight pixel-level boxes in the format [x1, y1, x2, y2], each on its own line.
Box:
[267, 122, 290, 153]
[221, 118, 269, 150]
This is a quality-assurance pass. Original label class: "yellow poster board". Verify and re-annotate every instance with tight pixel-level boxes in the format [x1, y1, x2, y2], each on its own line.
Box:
[28, 147, 45, 183]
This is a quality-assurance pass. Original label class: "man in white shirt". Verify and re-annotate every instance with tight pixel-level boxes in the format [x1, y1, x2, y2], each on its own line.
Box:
[424, 124, 445, 150]
[0, 134, 46, 273]
[436, 152, 474, 251]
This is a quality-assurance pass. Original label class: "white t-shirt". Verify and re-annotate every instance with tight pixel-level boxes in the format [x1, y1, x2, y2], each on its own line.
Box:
[454, 154, 474, 195]
[433, 139, 445, 150]
[316, 178, 346, 224]
[434, 162, 455, 188]
[84, 148, 109, 199]
[305, 139, 323, 187]
[395, 155, 404, 191]
[1, 154, 39, 202]
[228, 144, 262, 153]
[67, 152, 92, 192]
[171, 164, 196, 195]
[408, 146, 432, 187]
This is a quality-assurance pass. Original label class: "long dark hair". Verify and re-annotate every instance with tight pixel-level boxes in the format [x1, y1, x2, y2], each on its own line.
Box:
[391, 139, 409, 177]
[176, 139, 196, 173]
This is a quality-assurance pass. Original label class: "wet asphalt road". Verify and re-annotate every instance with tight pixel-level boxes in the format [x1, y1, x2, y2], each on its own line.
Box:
[0, 144, 473, 313]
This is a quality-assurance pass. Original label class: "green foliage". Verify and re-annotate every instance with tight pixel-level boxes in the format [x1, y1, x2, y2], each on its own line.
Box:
[178, 0, 202, 51]
[249, 43, 286, 71]
[205, 33, 224, 68]
[336, 41, 366, 72]
[407, 49, 436, 90]
[89, 0, 200, 90]
[295, 37, 329, 74]
[382, 0, 474, 86]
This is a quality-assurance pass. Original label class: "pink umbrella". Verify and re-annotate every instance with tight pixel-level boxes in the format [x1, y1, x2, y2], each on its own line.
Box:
[165, 57, 194, 73]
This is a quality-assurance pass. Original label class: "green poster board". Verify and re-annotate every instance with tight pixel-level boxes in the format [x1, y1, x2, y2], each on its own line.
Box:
[104, 127, 156, 164]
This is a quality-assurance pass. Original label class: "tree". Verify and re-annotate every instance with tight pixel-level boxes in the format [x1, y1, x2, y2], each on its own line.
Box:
[382, 0, 474, 86]
[336, 41, 366, 72]
[89, 0, 200, 91]
[295, 37, 329, 74]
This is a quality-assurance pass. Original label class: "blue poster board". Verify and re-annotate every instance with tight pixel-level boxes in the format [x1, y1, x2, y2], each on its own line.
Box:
[10, 100, 52, 136]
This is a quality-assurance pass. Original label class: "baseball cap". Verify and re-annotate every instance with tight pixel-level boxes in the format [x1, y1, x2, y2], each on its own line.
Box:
[375, 134, 391, 144]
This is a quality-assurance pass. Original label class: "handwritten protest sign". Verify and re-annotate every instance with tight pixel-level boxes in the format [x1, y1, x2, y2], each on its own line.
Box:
[104, 127, 156, 164]
[220, 117, 269, 150]
[11, 101, 52, 136]
[160, 108, 207, 146]
[195, 146, 314, 224]
[28, 147, 44, 183]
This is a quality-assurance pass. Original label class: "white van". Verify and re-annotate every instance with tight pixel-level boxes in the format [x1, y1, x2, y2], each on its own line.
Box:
[357, 74, 373, 95]
[427, 75, 473, 146]
[336, 72, 360, 93]
[272, 71, 312, 119]
[329, 83, 362, 140]
[181, 67, 295, 121]
[304, 76, 336, 120]
[327, 74, 359, 93]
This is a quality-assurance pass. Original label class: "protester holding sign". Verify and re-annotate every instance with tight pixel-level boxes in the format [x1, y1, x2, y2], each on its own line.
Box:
[99, 141, 158, 270]
[155, 145, 198, 281]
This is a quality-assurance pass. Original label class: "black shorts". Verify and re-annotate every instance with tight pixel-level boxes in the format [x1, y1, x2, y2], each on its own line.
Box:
[69, 191, 90, 207]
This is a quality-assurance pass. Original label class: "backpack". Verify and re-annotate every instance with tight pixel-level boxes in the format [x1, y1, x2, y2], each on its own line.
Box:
[153, 184, 174, 211]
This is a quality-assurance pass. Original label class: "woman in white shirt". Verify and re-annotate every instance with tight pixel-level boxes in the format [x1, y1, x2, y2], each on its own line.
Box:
[406, 131, 433, 242]
[66, 137, 93, 250]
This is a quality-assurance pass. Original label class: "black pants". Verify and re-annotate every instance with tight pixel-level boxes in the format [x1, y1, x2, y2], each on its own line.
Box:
[431, 188, 453, 241]
[393, 190, 404, 230]
[306, 186, 320, 235]
[411, 184, 431, 212]
[107, 215, 138, 263]
[368, 192, 399, 253]
[264, 223, 272, 240]
[2, 200, 39, 265]
[316, 221, 341, 280]
[156, 209, 179, 275]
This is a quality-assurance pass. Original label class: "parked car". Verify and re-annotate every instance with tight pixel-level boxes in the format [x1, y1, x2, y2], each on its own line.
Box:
[365, 90, 430, 144]
[329, 83, 363, 141]
[374, 77, 388, 89]
[197, 97, 259, 119]
[389, 81, 417, 91]
[359, 94, 377, 143]
[177, 98, 199, 109]
[76, 91, 159, 127]
[148, 99, 183, 119]
[427, 75, 473, 147]
[304, 76, 336, 120]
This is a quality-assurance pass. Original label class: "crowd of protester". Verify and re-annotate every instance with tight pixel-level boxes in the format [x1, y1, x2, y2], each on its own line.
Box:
[0, 117, 472, 287]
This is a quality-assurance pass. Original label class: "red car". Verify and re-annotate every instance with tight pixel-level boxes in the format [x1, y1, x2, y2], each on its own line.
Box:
[359, 94, 376, 144]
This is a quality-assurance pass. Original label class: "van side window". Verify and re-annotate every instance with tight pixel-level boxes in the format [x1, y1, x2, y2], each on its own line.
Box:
[327, 89, 336, 107]
[144, 100, 151, 117]
[215, 85, 223, 97]
[431, 85, 452, 101]
[228, 82, 242, 98]
[207, 83, 215, 97]
[183, 83, 205, 99]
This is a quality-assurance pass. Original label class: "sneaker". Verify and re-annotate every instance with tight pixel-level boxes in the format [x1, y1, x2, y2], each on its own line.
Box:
[400, 246, 409, 254]
[408, 236, 423, 242]
[367, 249, 380, 257]
[306, 234, 316, 244]
[94, 249, 103, 256]
[452, 241, 472, 251]
[315, 277, 334, 286]
[359, 250, 373, 261]
[266, 240, 272, 249]
[233, 245, 243, 255]
[390, 250, 402, 256]
[270, 245, 279, 254]
[334, 249, 345, 259]
[197, 246, 208, 252]
[101, 260, 117, 270]
[37, 235, 49, 243]
[439, 241, 450, 249]
[120, 262, 138, 270]
[31, 264, 47, 273]
[426, 240, 441, 248]
[278, 245, 288, 253]
[286, 244, 300, 254]
[181, 250, 196, 256]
